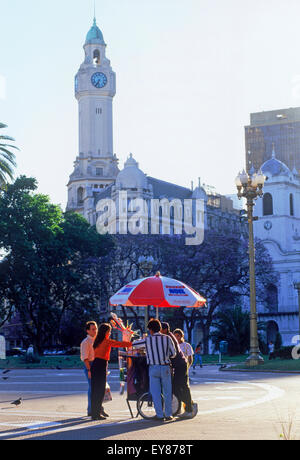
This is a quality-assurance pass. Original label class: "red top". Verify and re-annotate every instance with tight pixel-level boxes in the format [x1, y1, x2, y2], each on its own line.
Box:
[94, 338, 132, 361]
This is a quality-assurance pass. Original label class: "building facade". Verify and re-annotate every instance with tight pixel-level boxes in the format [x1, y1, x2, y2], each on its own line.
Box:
[253, 149, 300, 346]
[67, 18, 245, 242]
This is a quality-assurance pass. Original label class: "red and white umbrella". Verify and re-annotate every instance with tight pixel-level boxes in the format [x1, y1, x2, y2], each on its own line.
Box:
[109, 272, 206, 309]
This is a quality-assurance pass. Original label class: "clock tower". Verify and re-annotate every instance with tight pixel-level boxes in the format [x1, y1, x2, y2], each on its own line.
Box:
[67, 17, 119, 220]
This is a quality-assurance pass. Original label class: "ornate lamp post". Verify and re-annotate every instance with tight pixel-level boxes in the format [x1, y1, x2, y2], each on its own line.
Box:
[235, 169, 266, 366]
[138, 256, 156, 332]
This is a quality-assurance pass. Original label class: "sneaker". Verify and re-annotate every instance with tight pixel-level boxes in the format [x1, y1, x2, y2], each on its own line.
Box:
[165, 416, 173, 421]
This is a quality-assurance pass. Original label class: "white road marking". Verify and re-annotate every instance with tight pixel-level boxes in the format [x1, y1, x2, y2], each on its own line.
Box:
[203, 381, 227, 385]
[0, 380, 87, 386]
[214, 386, 254, 390]
[0, 390, 85, 394]
[195, 383, 285, 415]
[0, 421, 62, 430]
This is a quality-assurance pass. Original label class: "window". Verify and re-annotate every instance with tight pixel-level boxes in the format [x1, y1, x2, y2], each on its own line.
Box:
[263, 193, 273, 216]
[77, 187, 84, 205]
[96, 108, 102, 114]
[93, 49, 100, 65]
[96, 168, 104, 177]
[266, 284, 278, 313]
[290, 193, 294, 216]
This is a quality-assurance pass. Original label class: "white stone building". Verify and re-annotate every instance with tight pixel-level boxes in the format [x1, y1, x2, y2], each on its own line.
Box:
[253, 149, 300, 345]
[66, 18, 244, 240]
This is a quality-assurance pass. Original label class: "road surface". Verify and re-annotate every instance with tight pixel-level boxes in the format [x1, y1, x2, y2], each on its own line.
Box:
[0, 365, 299, 440]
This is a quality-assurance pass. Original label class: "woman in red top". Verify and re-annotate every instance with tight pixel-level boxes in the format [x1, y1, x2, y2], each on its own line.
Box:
[91, 323, 132, 421]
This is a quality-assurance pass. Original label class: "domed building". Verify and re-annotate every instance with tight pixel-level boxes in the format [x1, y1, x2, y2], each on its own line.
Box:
[253, 147, 300, 345]
[66, 18, 246, 249]
[115, 154, 149, 191]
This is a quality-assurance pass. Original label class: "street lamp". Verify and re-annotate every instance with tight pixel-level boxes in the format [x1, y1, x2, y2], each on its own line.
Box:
[235, 169, 266, 366]
[138, 256, 156, 332]
[293, 282, 300, 343]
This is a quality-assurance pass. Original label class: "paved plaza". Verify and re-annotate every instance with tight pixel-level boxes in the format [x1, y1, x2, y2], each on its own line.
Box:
[0, 365, 299, 440]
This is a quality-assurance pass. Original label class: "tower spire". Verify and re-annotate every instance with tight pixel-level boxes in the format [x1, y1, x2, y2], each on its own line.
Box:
[94, 0, 97, 24]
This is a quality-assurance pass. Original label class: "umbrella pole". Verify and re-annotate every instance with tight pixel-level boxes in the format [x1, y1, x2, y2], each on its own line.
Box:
[156, 307, 159, 320]
[145, 307, 148, 333]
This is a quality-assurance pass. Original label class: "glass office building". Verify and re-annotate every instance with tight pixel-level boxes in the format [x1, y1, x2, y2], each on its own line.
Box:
[245, 107, 300, 173]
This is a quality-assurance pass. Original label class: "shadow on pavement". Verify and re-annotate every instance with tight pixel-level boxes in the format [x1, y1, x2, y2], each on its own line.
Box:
[0, 415, 187, 441]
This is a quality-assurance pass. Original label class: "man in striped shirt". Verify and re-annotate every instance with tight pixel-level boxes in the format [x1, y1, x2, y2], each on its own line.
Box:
[137, 319, 176, 421]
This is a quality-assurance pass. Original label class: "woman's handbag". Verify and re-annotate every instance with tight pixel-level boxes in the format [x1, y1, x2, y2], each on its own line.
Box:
[103, 382, 112, 403]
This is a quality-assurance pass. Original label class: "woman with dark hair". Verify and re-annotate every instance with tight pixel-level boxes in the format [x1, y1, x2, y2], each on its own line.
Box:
[91, 323, 132, 421]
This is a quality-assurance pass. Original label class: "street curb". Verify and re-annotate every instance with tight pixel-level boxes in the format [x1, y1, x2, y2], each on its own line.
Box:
[221, 367, 300, 374]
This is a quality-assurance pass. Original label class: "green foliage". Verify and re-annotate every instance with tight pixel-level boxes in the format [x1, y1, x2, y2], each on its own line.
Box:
[210, 306, 266, 355]
[0, 176, 114, 352]
[275, 346, 295, 360]
[0, 123, 19, 184]
[275, 332, 283, 351]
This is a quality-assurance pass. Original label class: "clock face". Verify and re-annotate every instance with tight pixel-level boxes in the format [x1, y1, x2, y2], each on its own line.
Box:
[91, 72, 107, 88]
[264, 221, 272, 231]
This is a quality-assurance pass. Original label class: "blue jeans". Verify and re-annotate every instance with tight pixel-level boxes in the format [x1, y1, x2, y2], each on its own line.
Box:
[84, 365, 92, 415]
[193, 354, 202, 368]
[149, 365, 173, 418]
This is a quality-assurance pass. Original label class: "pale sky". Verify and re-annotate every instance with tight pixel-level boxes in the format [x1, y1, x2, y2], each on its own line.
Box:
[2, 0, 300, 209]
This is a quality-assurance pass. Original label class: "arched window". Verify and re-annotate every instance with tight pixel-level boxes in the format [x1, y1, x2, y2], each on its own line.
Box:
[93, 49, 100, 66]
[290, 193, 294, 216]
[266, 284, 278, 313]
[263, 193, 273, 216]
[77, 187, 84, 206]
[266, 321, 279, 344]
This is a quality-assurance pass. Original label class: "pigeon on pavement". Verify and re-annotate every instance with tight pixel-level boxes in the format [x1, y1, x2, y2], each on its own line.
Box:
[11, 398, 22, 406]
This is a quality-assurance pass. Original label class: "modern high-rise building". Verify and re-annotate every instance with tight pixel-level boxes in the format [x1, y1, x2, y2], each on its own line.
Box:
[245, 107, 300, 173]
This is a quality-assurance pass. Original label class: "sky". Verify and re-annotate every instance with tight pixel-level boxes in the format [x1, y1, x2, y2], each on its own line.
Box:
[2, 0, 300, 209]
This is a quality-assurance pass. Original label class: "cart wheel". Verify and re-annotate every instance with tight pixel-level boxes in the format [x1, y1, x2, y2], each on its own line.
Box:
[137, 392, 181, 419]
[137, 392, 156, 420]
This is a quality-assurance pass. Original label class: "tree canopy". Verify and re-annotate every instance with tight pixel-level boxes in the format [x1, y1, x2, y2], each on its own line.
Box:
[0, 176, 114, 351]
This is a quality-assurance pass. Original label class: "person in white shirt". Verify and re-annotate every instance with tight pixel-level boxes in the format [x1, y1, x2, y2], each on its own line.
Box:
[173, 329, 194, 368]
[80, 321, 98, 417]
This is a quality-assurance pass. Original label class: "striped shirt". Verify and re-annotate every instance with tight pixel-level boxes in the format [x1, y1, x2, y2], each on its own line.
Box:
[138, 333, 176, 366]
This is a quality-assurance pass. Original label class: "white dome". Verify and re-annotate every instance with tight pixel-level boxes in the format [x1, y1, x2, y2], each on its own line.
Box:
[116, 154, 148, 189]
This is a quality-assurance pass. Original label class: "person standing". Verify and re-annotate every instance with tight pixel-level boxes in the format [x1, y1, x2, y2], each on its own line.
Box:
[173, 329, 194, 368]
[91, 323, 132, 421]
[139, 319, 176, 421]
[80, 321, 98, 417]
[161, 322, 196, 419]
[268, 341, 275, 360]
[193, 342, 203, 369]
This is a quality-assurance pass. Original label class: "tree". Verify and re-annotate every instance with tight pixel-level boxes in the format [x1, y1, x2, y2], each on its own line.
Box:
[85, 231, 276, 351]
[0, 176, 114, 352]
[210, 306, 266, 355]
[154, 232, 277, 351]
[0, 123, 19, 185]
